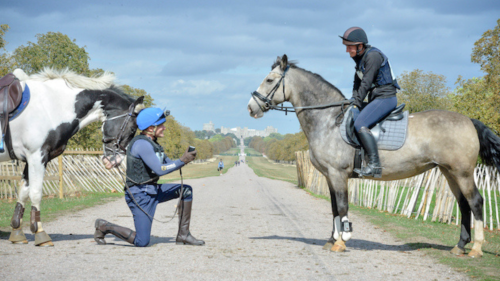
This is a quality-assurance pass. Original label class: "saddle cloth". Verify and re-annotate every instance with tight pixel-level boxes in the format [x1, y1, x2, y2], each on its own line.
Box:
[340, 105, 409, 151]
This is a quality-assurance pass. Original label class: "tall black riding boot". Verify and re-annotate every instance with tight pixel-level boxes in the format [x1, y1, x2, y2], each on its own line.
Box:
[94, 219, 136, 245]
[176, 200, 205, 246]
[353, 127, 382, 178]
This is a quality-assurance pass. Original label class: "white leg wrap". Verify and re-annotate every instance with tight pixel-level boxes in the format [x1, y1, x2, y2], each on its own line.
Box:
[341, 216, 352, 241]
[333, 216, 341, 240]
[472, 220, 484, 251]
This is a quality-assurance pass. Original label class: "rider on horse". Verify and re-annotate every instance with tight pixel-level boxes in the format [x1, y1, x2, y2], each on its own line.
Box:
[340, 27, 400, 178]
[94, 107, 204, 247]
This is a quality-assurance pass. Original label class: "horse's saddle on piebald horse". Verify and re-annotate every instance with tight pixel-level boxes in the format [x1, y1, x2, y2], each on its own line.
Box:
[0, 73, 30, 156]
[340, 103, 409, 150]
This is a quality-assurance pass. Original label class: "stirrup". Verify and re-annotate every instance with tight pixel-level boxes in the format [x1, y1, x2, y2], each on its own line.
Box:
[354, 165, 382, 178]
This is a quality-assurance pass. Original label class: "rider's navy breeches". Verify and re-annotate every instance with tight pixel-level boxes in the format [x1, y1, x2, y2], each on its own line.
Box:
[354, 96, 397, 132]
[125, 183, 193, 247]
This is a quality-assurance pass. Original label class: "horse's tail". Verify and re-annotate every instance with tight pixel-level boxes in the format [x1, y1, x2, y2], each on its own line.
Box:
[470, 118, 500, 171]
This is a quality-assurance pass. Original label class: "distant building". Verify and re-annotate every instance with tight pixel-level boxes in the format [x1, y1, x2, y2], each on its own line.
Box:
[203, 121, 215, 132]
[220, 125, 277, 138]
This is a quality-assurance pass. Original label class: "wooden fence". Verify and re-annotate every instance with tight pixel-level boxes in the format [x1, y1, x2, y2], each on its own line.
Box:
[0, 149, 125, 199]
[296, 150, 500, 230]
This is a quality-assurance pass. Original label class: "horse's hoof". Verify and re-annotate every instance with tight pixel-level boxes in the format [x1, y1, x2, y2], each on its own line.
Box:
[322, 242, 334, 251]
[467, 249, 483, 258]
[450, 245, 465, 256]
[330, 240, 346, 252]
[34, 230, 53, 247]
[9, 228, 28, 244]
[37, 241, 54, 247]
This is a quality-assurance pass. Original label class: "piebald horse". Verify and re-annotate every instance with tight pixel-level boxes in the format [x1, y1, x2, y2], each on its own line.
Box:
[4, 68, 144, 246]
[248, 55, 500, 258]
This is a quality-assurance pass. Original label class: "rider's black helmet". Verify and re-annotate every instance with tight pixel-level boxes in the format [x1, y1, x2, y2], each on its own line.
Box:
[340, 27, 368, 45]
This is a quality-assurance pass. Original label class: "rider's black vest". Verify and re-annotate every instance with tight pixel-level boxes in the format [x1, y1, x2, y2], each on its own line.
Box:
[126, 134, 164, 187]
[358, 47, 401, 90]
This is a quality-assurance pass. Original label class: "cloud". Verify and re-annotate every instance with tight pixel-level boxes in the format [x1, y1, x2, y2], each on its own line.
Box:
[166, 79, 226, 96]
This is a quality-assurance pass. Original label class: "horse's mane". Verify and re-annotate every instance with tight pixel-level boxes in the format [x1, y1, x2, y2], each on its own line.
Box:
[22, 68, 116, 90]
[271, 59, 346, 99]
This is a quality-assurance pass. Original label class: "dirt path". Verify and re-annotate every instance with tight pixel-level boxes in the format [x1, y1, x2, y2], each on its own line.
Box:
[0, 148, 468, 280]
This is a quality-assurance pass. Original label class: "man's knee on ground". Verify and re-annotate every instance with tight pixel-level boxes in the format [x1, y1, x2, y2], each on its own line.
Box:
[134, 236, 150, 247]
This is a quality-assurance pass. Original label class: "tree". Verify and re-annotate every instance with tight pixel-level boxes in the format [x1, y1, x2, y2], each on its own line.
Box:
[397, 69, 453, 113]
[0, 24, 12, 76]
[121, 84, 154, 107]
[12, 32, 90, 75]
[471, 19, 500, 94]
[452, 19, 500, 134]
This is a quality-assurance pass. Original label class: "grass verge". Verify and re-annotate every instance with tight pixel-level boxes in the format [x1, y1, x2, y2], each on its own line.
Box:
[158, 155, 239, 183]
[244, 147, 262, 156]
[246, 156, 297, 185]
[0, 192, 123, 236]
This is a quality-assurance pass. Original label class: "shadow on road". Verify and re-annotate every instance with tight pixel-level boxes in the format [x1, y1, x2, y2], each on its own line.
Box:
[0, 231, 175, 246]
[248, 235, 452, 252]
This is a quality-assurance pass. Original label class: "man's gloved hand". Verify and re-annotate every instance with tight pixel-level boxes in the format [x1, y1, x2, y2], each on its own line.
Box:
[180, 148, 197, 164]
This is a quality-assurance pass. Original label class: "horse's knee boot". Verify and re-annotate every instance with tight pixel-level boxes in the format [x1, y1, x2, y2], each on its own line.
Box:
[176, 201, 205, 246]
[94, 219, 135, 245]
[11, 202, 25, 229]
[9, 202, 28, 244]
[30, 206, 40, 233]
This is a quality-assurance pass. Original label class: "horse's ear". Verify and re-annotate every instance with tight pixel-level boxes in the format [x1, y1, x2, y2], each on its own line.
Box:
[281, 54, 288, 70]
[130, 96, 145, 114]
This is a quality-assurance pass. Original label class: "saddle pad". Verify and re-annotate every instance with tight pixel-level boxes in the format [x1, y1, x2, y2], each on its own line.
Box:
[340, 107, 409, 151]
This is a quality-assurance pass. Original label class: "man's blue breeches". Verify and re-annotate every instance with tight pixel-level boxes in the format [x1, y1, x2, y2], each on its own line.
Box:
[125, 184, 193, 247]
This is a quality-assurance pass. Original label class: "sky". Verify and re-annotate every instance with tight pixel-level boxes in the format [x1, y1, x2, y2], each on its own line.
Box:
[1, 0, 499, 134]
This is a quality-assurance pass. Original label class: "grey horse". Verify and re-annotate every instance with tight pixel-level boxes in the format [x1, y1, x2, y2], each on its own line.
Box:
[247, 54, 500, 258]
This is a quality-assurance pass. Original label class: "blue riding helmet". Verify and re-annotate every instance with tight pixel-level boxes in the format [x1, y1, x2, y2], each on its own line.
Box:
[136, 108, 170, 130]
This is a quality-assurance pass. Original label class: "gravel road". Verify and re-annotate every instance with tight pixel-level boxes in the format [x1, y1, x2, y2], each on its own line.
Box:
[0, 149, 468, 280]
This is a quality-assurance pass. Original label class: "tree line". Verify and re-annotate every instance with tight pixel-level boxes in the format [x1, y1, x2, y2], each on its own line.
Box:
[247, 132, 308, 161]
[0, 26, 235, 159]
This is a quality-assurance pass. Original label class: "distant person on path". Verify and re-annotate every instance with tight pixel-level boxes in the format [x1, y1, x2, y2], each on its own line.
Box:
[340, 26, 399, 178]
[218, 159, 224, 176]
[93, 107, 204, 247]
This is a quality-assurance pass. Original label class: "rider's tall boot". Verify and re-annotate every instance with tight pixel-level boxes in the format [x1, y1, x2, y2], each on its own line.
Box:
[353, 127, 382, 178]
[176, 200, 205, 246]
[94, 219, 136, 245]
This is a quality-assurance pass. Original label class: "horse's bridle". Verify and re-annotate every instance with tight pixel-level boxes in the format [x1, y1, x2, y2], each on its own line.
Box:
[251, 65, 353, 116]
[102, 105, 138, 156]
[251, 65, 290, 114]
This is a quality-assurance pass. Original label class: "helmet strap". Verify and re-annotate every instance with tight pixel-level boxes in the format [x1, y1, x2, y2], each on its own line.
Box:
[356, 44, 365, 56]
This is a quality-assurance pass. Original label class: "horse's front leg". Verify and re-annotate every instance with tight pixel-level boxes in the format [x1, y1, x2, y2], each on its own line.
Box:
[322, 180, 339, 250]
[9, 165, 30, 244]
[27, 154, 53, 247]
[327, 170, 351, 253]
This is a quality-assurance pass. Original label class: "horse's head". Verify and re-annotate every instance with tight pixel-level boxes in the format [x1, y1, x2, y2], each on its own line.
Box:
[248, 54, 291, 119]
[102, 96, 145, 169]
